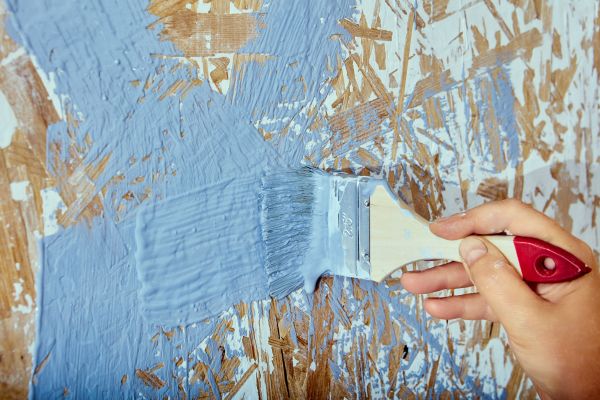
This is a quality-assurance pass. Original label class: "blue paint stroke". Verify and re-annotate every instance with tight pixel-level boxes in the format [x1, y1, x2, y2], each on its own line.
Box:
[489, 67, 520, 167]
[228, 0, 355, 166]
[6, 0, 517, 396]
[136, 175, 270, 325]
[469, 67, 520, 172]
[36, 218, 219, 397]
[5, 0, 286, 396]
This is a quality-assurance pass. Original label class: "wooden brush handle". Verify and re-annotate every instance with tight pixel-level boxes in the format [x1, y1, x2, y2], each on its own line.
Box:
[369, 186, 591, 282]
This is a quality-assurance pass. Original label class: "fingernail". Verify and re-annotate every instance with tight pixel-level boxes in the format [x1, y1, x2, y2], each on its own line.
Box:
[434, 212, 467, 223]
[460, 237, 487, 266]
[434, 214, 454, 223]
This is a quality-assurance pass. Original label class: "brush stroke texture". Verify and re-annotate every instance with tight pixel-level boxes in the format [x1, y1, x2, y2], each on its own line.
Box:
[5, 0, 598, 397]
[5, 0, 284, 396]
[4, 0, 348, 396]
[136, 176, 269, 325]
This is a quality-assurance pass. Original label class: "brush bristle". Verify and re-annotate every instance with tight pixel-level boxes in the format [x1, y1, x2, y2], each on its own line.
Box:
[260, 167, 321, 298]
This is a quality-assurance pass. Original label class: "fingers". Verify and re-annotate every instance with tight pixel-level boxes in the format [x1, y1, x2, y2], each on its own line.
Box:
[424, 293, 497, 321]
[401, 262, 472, 294]
[459, 236, 548, 332]
[431, 199, 595, 267]
[431, 199, 555, 238]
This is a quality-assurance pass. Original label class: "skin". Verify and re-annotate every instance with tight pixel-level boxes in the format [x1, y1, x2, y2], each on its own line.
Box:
[401, 199, 600, 399]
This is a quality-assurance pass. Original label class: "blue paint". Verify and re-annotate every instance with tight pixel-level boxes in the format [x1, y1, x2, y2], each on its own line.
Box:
[133, 0, 357, 326]
[261, 168, 384, 299]
[5, 0, 516, 396]
[228, 0, 355, 166]
[5, 0, 286, 395]
[35, 218, 220, 397]
[489, 66, 521, 167]
[470, 67, 520, 172]
[136, 175, 271, 325]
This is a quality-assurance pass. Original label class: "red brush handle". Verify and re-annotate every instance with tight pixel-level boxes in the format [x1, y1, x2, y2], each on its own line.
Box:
[514, 236, 591, 283]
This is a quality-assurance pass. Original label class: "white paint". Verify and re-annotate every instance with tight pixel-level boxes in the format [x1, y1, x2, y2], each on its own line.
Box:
[195, 1, 211, 13]
[29, 53, 65, 119]
[228, 2, 247, 14]
[28, 339, 36, 365]
[0, 89, 18, 148]
[10, 180, 30, 201]
[508, 59, 527, 106]
[521, 151, 557, 210]
[234, 367, 259, 400]
[0, 47, 26, 67]
[12, 293, 33, 314]
[218, 73, 230, 95]
[41, 188, 66, 236]
[253, 300, 276, 372]
[13, 280, 23, 302]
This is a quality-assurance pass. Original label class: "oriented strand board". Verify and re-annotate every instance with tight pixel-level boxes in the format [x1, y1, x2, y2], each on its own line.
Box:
[1, 0, 599, 398]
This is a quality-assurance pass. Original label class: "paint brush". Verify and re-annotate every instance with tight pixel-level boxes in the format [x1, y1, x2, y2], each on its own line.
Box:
[260, 168, 591, 298]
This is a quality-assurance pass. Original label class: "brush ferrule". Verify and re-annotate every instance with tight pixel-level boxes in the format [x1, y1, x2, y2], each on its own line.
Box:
[331, 173, 372, 280]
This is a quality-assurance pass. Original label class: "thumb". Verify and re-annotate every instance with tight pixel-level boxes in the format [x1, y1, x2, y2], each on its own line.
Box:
[460, 236, 548, 332]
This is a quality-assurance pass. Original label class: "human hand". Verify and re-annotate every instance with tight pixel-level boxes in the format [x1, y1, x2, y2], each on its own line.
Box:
[400, 199, 600, 399]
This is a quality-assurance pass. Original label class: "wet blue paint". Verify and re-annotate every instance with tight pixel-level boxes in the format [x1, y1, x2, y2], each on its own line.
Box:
[5, 0, 286, 396]
[133, 0, 357, 324]
[6, 0, 361, 395]
[228, 0, 355, 166]
[36, 216, 226, 397]
[136, 175, 271, 325]
[6, 0, 513, 396]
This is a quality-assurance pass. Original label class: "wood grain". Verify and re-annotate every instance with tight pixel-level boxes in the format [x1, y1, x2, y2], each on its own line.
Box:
[1, 0, 599, 398]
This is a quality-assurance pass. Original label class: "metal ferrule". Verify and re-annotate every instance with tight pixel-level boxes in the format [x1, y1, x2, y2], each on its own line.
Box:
[329, 173, 374, 280]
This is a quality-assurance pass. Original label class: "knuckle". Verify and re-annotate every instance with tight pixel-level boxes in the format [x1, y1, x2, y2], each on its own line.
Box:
[576, 240, 596, 266]
[468, 254, 503, 287]
[503, 198, 529, 213]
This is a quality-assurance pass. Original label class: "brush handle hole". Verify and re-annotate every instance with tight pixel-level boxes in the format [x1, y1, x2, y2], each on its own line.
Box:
[534, 256, 557, 277]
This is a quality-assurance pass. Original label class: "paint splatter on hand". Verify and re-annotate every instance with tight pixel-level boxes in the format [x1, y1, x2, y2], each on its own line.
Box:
[402, 199, 600, 399]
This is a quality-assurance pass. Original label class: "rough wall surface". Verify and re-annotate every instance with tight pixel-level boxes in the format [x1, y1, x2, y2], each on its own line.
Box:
[0, 0, 598, 398]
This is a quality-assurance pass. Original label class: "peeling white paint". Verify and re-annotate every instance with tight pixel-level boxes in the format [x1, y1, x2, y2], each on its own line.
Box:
[12, 293, 33, 314]
[13, 280, 24, 302]
[0, 89, 18, 149]
[10, 180, 30, 202]
[0, 47, 26, 67]
[41, 188, 66, 236]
